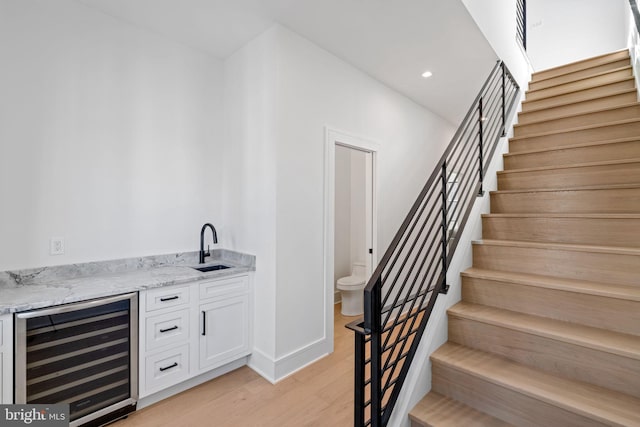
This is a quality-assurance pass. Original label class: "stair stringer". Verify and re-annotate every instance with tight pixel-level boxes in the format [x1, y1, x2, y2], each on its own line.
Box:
[387, 101, 522, 427]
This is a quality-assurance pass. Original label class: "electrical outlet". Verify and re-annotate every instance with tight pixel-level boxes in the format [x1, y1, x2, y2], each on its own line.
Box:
[50, 237, 65, 255]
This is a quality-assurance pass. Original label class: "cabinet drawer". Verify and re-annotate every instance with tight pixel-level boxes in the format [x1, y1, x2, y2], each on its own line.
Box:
[199, 275, 249, 301]
[146, 286, 190, 312]
[145, 344, 190, 394]
[145, 308, 190, 351]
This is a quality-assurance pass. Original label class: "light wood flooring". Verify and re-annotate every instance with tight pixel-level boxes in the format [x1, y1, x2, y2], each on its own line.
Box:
[115, 304, 354, 427]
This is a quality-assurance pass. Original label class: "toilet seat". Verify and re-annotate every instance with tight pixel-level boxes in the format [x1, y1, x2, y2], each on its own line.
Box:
[337, 275, 365, 288]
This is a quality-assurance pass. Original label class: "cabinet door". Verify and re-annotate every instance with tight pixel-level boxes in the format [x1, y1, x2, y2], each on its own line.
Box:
[199, 294, 250, 371]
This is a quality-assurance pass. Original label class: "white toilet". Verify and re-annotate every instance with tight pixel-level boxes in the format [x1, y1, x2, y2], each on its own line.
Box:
[337, 261, 367, 316]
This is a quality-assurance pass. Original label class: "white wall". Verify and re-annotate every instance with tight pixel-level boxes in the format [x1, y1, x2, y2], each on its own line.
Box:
[462, 0, 533, 90]
[334, 145, 352, 296]
[221, 27, 279, 373]
[527, 0, 628, 70]
[271, 26, 455, 371]
[350, 149, 367, 267]
[0, 0, 224, 271]
[223, 25, 455, 380]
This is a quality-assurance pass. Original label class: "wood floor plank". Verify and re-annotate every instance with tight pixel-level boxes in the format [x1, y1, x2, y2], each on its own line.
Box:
[113, 305, 355, 427]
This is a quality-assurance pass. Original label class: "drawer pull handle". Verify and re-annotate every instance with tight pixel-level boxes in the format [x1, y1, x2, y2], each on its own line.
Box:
[160, 296, 179, 302]
[159, 362, 178, 372]
[159, 325, 178, 333]
[202, 311, 206, 336]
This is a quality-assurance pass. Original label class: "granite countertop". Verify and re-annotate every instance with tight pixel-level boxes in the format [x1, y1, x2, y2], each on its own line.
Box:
[0, 249, 255, 314]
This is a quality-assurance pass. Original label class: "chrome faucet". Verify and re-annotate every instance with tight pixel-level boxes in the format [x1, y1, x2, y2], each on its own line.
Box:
[199, 223, 218, 264]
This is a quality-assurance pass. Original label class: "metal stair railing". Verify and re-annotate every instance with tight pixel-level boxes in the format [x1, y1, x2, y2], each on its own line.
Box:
[347, 60, 520, 427]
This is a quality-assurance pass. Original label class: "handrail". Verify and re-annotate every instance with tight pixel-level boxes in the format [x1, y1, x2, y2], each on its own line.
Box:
[630, 0, 640, 34]
[349, 60, 520, 427]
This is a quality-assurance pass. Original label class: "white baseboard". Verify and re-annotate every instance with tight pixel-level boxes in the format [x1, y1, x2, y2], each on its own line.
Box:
[248, 347, 278, 384]
[274, 337, 329, 381]
[334, 290, 342, 303]
[248, 337, 331, 383]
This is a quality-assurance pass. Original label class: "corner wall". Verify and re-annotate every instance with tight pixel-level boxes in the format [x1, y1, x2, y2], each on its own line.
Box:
[461, 0, 533, 89]
[223, 25, 456, 381]
[272, 26, 456, 373]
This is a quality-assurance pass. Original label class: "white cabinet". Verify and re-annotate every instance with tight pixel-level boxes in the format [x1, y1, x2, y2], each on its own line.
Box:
[0, 313, 13, 404]
[199, 293, 250, 370]
[139, 285, 192, 397]
[139, 274, 252, 398]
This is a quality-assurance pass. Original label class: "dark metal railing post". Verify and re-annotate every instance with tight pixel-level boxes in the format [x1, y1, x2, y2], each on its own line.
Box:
[477, 97, 485, 196]
[501, 62, 506, 136]
[354, 333, 366, 426]
[439, 162, 449, 294]
[523, 0, 527, 50]
[370, 279, 383, 427]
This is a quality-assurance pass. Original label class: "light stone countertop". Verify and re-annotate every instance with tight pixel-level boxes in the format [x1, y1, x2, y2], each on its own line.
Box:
[0, 249, 255, 314]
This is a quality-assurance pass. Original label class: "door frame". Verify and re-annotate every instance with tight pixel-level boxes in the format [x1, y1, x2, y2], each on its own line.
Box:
[324, 126, 379, 350]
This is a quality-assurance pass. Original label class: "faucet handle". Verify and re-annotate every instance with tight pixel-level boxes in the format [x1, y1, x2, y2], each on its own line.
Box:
[206, 245, 210, 256]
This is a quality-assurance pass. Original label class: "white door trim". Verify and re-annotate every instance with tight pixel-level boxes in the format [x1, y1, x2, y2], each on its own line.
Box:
[324, 126, 379, 351]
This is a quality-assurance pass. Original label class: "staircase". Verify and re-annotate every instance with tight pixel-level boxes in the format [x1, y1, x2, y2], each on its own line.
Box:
[410, 50, 640, 427]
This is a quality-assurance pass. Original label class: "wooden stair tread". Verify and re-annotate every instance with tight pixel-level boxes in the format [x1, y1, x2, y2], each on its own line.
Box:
[497, 157, 640, 175]
[513, 102, 640, 129]
[531, 49, 630, 82]
[482, 213, 640, 219]
[409, 391, 514, 427]
[526, 65, 633, 95]
[503, 136, 640, 157]
[473, 239, 640, 256]
[448, 302, 640, 360]
[432, 343, 640, 426]
[521, 76, 635, 106]
[510, 117, 640, 142]
[519, 88, 638, 115]
[491, 182, 640, 194]
[461, 268, 640, 302]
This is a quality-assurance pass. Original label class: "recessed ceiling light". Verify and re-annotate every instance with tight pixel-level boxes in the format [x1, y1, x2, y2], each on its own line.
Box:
[421, 70, 433, 78]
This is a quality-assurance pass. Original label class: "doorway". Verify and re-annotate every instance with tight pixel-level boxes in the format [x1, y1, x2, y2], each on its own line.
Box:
[324, 128, 378, 353]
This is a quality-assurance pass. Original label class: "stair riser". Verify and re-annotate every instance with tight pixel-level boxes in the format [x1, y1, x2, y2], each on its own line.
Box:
[518, 91, 637, 124]
[521, 80, 635, 112]
[509, 121, 640, 153]
[448, 316, 640, 398]
[532, 51, 630, 82]
[529, 59, 631, 91]
[473, 243, 640, 286]
[409, 392, 512, 427]
[526, 68, 633, 102]
[462, 277, 640, 336]
[432, 363, 607, 427]
[491, 187, 640, 214]
[482, 216, 640, 247]
[514, 104, 640, 138]
[497, 162, 640, 191]
[503, 140, 640, 169]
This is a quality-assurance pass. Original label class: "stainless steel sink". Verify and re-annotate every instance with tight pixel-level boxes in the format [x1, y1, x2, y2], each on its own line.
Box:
[192, 264, 231, 273]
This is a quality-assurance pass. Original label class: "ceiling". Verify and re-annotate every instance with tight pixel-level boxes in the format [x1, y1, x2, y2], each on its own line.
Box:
[77, 0, 498, 124]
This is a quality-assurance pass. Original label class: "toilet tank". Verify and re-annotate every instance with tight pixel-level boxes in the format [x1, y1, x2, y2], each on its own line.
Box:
[352, 261, 367, 277]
